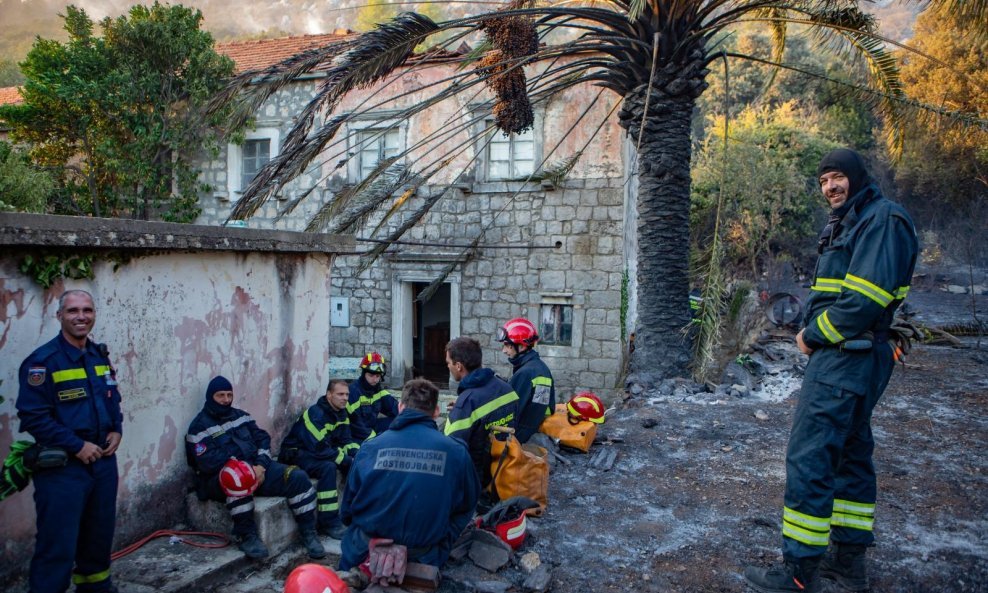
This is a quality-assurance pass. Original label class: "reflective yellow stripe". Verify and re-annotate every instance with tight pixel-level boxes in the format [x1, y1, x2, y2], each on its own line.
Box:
[816, 310, 844, 344]
[52, 368, 87, 383]
[347, 389, 393, 414]
[832, 512, 874, 531]
[444, 391, 519, 436]
[842, 273, 893, 307]
[833, 498, 875, 516]
[343, 442, 360, 453]
[72, 569, 110, 585]
[894, 286, 910, 299]
[782, 506, 830, 547]
[317, 490, 338, 500]
[810, 277, 843, 293]
[302, 409, 349, 442]
[334, 449, 346, 464]
[94, 365, 110, 376]
[318, 502, 340, 512]
[532, 376, 553, 387]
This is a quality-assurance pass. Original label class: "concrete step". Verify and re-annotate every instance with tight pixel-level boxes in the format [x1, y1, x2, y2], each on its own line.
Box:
[186, 492, 306, 557]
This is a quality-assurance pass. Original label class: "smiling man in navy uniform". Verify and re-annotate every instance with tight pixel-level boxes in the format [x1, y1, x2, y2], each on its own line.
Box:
[745, 149, 918, 593]
[16, 289, 123, 593]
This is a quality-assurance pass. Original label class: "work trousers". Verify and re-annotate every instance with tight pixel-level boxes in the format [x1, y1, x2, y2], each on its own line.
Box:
[782, 344, 895, 559]
[203, 460, 317, 537]
[294, 452, 343, 530]
[30, 455, 118, 593]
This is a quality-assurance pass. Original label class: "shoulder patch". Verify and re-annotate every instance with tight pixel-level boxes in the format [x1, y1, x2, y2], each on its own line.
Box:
[28, 366, 46, 386]
[195, 442, 207, 456]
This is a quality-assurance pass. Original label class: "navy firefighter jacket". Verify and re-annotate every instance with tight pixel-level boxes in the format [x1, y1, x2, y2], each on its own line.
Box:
[17, 333, 123, 454]
[800, 184, 918, 390]
[281, 396, 359, 464]
[185, 405, 274, 484]
[347, 376, 399, 442]
[508, 349, 555, 443]
[341, 409, 480, 549]
[444, 367, 518, 486]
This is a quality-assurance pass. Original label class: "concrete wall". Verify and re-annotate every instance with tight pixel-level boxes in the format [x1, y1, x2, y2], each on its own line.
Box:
[0, 213, 350, 585]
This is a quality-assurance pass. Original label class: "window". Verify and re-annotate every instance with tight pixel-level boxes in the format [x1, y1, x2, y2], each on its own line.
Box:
[540, 304, 573, 346]
[241, 138, 270, 190]
[356, 128, 400, 181]
[487, 122, 535, 180]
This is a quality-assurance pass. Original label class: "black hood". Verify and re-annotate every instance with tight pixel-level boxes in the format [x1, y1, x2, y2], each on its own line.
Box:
[816, 148, 872, 213]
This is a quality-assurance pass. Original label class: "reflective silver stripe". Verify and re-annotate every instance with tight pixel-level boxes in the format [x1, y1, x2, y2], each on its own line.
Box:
[186, 415, 254, 444]
[288, 488, 316, 506]
[257, 449, 272, 459]
[229, 501, 255, 515]
[293, 501, 317, 515]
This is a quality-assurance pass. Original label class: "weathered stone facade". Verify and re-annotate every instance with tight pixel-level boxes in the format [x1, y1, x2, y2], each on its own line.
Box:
[195, 42, 630, 395]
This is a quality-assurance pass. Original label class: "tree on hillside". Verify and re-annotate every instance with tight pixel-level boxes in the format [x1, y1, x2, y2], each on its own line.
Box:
[0, 2, 236, 221]
[217, 1, 987, 382]
[896, 4, 988, 226]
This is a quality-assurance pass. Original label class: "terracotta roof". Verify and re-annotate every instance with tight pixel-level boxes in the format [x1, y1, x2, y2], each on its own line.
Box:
[0, 86, 23, 106]
[215, 31, 357, 73]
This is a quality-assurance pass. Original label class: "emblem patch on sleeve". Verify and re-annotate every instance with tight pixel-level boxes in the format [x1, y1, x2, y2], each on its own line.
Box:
[533, 385, 551, 405]
[28, 366, 46, 386]
[195, 443, 207, 456]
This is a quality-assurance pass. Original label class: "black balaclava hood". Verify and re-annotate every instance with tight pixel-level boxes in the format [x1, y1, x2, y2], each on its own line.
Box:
[816, 148, 872, 214]
[204, 375, 235, 419]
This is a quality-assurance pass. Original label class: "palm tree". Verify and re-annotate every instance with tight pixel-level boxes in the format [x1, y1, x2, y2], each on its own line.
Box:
[214, 1, 986, 383]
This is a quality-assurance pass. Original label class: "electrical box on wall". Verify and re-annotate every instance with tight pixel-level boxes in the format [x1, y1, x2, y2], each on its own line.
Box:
[330, 297, 350, 327]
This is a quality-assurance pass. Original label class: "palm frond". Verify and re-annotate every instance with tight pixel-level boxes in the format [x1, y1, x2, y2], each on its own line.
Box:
[417, 238, 480, 303]
[304, 156, 403, 233]
[327, 165, 417, 235]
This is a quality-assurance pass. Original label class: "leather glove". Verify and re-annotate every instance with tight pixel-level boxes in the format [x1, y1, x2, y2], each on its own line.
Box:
[367, 538, 407, 585]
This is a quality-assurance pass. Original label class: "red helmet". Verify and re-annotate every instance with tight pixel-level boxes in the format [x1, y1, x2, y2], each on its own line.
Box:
[497, 318, 539, 347]
[284, 563, 350, 593]
[566, 392, 606, 424]
[359, 352, 387, 375]
[219, 459, 258, 497]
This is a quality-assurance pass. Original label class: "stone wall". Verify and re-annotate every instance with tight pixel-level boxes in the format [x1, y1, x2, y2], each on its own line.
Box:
[0, 213, 350, 586]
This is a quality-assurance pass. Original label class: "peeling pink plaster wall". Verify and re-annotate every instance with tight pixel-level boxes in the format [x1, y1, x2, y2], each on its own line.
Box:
[0, 252, 332, 583]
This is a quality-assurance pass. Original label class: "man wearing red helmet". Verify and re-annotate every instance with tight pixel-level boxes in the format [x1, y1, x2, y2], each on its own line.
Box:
[347, 352, 399, 442]
[497, 318, 555, 443]
[185, 375, 325, 561]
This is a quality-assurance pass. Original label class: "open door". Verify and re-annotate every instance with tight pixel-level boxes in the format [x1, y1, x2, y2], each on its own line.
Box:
[412, 282, 451, 388]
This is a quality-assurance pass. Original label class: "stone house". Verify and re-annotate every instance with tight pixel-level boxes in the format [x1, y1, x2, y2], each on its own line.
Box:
[180, 33, 636, 396]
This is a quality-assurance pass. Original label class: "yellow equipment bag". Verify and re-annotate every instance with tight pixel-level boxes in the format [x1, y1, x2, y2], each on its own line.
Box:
[489, 427, 549, 515]
[539, 410, 597, 453]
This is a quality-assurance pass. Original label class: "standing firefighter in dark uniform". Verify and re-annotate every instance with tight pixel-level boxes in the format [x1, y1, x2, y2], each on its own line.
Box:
[745, 148, 918, 593]
[16, 289, 123, 593]
[497, 317, 555, 443]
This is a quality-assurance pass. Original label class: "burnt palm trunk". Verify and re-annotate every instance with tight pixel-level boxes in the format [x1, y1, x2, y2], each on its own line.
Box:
[619, 50, 708, 384]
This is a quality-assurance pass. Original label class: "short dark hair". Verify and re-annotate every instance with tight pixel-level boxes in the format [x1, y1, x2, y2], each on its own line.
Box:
[446, 336, 482, 372]
[401, 379, 439, 414]
[326, 378, 349, 392]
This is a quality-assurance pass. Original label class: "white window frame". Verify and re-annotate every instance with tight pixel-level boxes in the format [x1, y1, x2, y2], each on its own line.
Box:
[345, 116, 406, 183]
[227, 126, 281, 197]
[471, 108, 543, 182]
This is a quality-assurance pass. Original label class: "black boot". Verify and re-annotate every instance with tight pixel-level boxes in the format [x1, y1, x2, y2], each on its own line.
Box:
[820, 543, 869, 591]
[744, 556, 821, 593]
[318, 521, 348, 540]
[237, 532, 269, 560]
[300, 525, 326, 559]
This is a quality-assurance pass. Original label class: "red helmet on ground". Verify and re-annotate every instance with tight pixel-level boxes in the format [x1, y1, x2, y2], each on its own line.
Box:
[359, 352, 387, 375]
[219, 459, 258, 497]
[566, 392, 606, 424]
[284, 563, 350, 593]
[497, 318, 539, 348]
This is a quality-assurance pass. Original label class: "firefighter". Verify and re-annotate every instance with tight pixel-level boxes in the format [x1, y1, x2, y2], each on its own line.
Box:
[497, 317, 555, 443]
[443, 336, 519, 489]
[744, 148, 918, 593]
[339, 379, 479, 571]
[280, 378, 359, 540]
[185, 375, 325, 560]
[346, 352, 398, 442]
[16, 290, 123, 593]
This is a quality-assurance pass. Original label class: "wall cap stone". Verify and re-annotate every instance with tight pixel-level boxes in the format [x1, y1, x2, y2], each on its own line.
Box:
[0, 212, 354, 254]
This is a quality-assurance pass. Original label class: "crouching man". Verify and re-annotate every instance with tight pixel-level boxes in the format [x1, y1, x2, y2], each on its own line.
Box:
[185, 376, 325, 560]
[339, 379, 480, 571]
